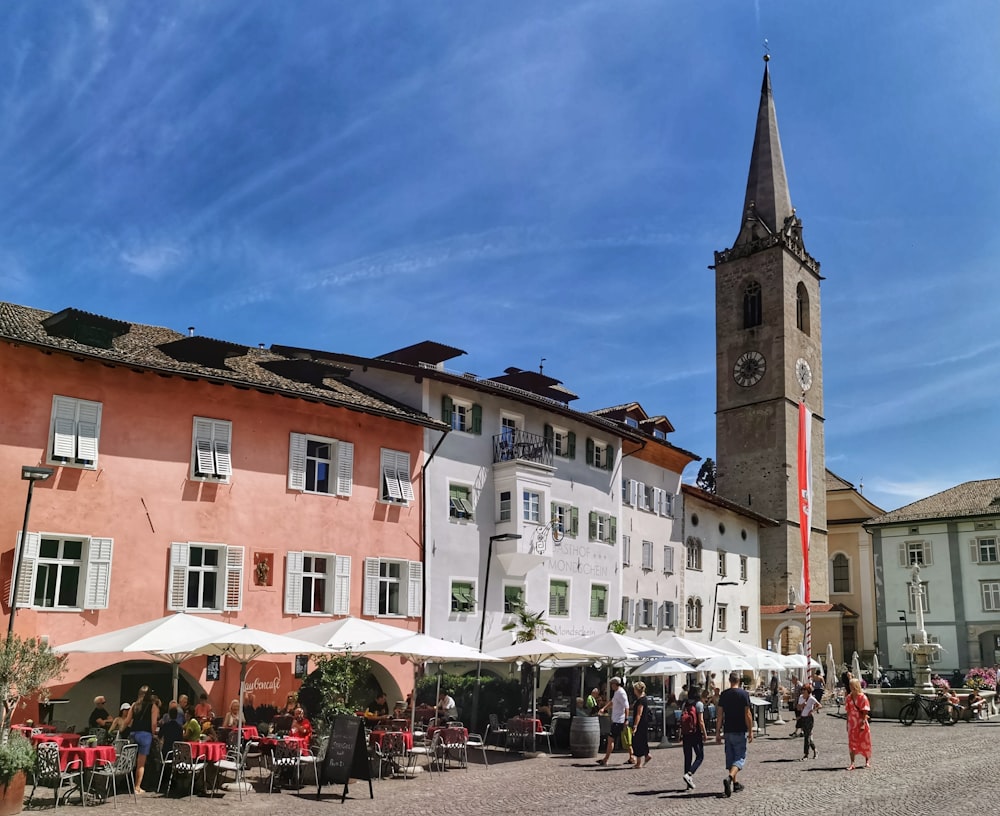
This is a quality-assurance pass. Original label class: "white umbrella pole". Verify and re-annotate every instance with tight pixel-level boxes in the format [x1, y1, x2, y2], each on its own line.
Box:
[435, 667, 442, 721]
[410, 663, 417, 736]
[661, 673, 667, 744]
[172, 661, 180, 703]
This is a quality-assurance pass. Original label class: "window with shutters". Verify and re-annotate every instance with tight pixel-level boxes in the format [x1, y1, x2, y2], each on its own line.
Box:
[899, 540, 932, 567]
[363, 557, 422, 617]
[685, 597, 703, 630]
[641, 540, 654, 571]
[588, 511, 616, 544]
[287, 433, 353, 496]
[380, 449, 414, 505]
[622, 535, 630, 566]
[449, 484, 474, 520]
[972, 537, 999, 564]
[549, 579, 569, 617]
[47, 395, 102, 470]
[638, 599, 655, 628]
[662, 545, 674, 575]
[503, 584, 524, 614]
[740, 606, 749, 633]
[523, 491, 541, 523]
[907, 581, 930, 614]
[13, 533, 113, 611]
[441, 396, 481, 434]
[831, 553, 850, 593]
[740, 555, 748, 581]
[552, 426, 573, 458]
[284, 552, 351, 615]
[717, 550, 727, 577]
[190, 417, 233, 482]
[717, 603, 728, 632]
[686, 537, 702, 571]
[981, 581, 1000, 612]
[590, 584, 608, 619]
[586, 439, 613, 470]
[550, 502, 578, 539]
[651, 487, 674, 517]
[498, 490, 512, 522]
[450, 580, 476, 613]
[660, 601, 674, 630]
[168, 542, 244, 612]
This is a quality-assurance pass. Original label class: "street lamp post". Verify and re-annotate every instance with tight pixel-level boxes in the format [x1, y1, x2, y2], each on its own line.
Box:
[709, 581, 739, 641]
[898, 609, 913, 685]
[471, 532, 521, 733]
[10, 466, 55, 635]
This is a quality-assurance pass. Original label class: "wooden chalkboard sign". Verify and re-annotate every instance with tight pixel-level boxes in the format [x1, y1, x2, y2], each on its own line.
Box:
[317, 715, 373, 802]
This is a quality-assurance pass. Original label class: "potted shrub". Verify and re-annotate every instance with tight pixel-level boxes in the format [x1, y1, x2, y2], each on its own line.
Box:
[0, 636, 65, 815]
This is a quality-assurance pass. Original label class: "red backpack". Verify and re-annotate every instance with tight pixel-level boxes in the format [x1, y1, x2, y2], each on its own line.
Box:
[680, 700, 699, 736]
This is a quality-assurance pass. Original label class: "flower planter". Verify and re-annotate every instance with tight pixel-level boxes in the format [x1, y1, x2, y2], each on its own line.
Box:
[0, 771, 26, 816]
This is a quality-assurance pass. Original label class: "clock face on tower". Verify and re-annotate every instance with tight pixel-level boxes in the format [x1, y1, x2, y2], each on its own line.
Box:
[733, 350, 766, 387]
[795, 357, 813, 392]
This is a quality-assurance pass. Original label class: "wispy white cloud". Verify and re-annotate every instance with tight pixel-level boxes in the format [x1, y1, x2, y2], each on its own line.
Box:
[119, 244, 183, 279]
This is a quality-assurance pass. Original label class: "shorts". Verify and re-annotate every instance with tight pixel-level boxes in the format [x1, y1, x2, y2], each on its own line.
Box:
[609, 721, 625, 739]
[723, 731, 748, 771]
[132, 730, 153, 756]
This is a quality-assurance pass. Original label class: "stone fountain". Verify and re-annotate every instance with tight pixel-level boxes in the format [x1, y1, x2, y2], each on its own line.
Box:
[901, 566, 942, 691]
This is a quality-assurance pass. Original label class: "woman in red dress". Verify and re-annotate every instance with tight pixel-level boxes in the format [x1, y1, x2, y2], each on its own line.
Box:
[844, 678, 871, 770]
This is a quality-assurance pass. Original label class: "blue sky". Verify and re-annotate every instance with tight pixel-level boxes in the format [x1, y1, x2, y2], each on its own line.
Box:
[2, 1, 998, 513]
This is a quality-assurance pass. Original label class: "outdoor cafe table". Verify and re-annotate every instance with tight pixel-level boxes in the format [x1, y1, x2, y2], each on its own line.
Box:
[370, 730, 414, 751]
[505, 718, 543, 752]
[57, 744, 116, 772]
[217, 725, 259, 743]
[12, 724, 55, 737]
[31, 733, 81, 748]
[181, 741, 227, 762]
[426, 725, 467, 742]
[257, 735, 310, 755]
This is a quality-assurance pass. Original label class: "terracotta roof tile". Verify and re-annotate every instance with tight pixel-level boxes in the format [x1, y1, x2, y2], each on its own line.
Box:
[865, 478, 1000, 526]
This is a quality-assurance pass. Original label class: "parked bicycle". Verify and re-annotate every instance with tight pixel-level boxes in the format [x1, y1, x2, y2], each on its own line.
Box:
[898, 691, 956, 726]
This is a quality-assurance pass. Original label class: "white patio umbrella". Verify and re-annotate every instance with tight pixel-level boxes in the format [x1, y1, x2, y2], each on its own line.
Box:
[826, 643, 838, 692]
[358, 633, 500, 734]
[631, 658, 696, 741]
[779, 653, 821, 670]
[712, 638, 786, 671]
[289, 616, 411, 652]
[53, 612, 243, 700]
[488, 639, 600, 750]
[871, 653, 881, 686]
[657, 636, 728, 661]
[694, 654, 756, 674]
[851, 651, 863, 682]
[167, 625, 335, 759]
[568, 632, 671, 700]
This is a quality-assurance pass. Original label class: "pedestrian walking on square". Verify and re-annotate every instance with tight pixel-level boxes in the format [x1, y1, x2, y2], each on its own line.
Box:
[811, 669, 825, 702]
[844, 678, 872, 770]
[680, 686, 707, 789]
[630, 681, 653, 767]
[795, 682, 821, 760]
[716, 671, 753, 797]
[596, 677, 632, 766]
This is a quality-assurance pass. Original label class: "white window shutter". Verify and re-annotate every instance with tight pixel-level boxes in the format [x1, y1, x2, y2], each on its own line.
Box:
[288, 433, 307, 491]
[970, 539, 980, 564]
[637, 482, 646, 510]
[922, 542, 933, 566]
[363, 558, 380, 616]
[333, 555, 351, 615]
[628, 598, 636, 628]
[285, 551, 304, 614]
[12, 532, 40, 608]
[214, 422, 233, 476]
[83, 537, 113, 610]
[51, 395, 78, 459]
[663, 545, 674, 574]
[168, 543, 189, 611]
[381, 450, 402, 500]
[76, 401, 101, 463]
[628, 480, 638, 507]
[406, 560, 423, 617]
[223, 545, 244, 611]
[898, 543, 908, 567]
[397, 453, 414, 502]
[336, 441, 354, 496]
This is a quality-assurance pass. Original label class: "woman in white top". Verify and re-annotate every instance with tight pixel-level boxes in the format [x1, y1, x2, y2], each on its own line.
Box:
[796, 682, 821, 760]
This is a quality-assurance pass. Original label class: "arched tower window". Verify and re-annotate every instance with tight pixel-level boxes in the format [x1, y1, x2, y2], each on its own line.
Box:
[830, 552, 850, 594]
[743, 281, 762, 328]
[796, 282, 810, 335]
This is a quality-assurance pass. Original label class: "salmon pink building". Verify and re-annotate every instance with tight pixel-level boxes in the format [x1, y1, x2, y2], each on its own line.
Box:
[0, 302, 443, 728]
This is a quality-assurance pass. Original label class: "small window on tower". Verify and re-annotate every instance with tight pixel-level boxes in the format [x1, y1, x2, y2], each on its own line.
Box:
[796, 282, 810, 335]
[743, 281, 762, 329]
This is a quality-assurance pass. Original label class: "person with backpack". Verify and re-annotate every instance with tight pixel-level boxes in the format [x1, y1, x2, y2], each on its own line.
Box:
[680, 686, 707, 789]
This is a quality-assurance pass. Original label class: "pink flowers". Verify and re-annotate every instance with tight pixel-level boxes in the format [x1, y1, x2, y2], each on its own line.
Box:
[964, 667, 997, 690]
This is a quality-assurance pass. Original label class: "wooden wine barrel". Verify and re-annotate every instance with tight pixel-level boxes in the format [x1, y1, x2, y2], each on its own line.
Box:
[569, 715, 600, 758]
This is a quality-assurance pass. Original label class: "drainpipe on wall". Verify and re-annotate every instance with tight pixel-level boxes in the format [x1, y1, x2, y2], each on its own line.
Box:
[420, 428, 450, 634]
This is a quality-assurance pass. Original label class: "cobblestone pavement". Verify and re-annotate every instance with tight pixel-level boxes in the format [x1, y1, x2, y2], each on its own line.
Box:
[24, 716, 1000, 816]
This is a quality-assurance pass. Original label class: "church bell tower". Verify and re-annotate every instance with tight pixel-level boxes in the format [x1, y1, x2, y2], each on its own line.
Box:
[712, 57, 828, 607]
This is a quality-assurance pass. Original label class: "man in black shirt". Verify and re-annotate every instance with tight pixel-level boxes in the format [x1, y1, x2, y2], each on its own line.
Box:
[715, 671, 753, 798]
[88, 695, 111, 731]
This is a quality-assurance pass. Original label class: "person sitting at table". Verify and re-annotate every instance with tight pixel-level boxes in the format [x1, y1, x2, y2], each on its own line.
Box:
[158, 705, 183, 756]
[200, 720, 218, 741]
[88, 695, 111, 731]
[182, 708, 202, 742]
[290, 707, 313, 742]
[436, 691, 457, 723]
[574, 697, 590, 717]
[366, 692, 390, 722]
[223, 698, 244, 728]
[194, 692, 213, 721]
[283, 692, 299, 715]
[108, 703, 130, 737]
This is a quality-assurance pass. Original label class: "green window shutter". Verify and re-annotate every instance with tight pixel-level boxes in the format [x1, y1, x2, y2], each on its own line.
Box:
[605, 444, 615, 471]
[590, 588, 599, 618]
[608, 517, 617, 544]
[570, 507, 579, 537]
[586, 438, 594, 465]
[589, 511, 598, 540]
[543, 424, 554, 447]
[442, 395, 454, 426]
[471, 403, 483, 435]
[567, 431, 576, 459]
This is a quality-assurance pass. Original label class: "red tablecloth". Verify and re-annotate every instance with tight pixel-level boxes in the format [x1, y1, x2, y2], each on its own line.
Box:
[12, 724, 55, 737]
[507, 718, 543, 733]
[257, 736, 309, 755]
[181, 741, 227, 762]
[217, 725, 258, 741]
[427, 726, 467, 742]
[370, 730, 413, 750]
[31, 733, 81, 748]
[58, 745, 116, 772]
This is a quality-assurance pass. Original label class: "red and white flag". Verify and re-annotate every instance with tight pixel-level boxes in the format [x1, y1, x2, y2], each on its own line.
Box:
[798, 400, 812, 605]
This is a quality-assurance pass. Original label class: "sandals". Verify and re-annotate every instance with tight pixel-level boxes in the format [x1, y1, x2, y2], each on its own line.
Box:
[596, 759, 607, 766]
[846, 765, 855, 771]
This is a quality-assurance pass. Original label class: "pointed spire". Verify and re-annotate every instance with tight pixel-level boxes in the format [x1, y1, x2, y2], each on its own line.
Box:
[733, 55, 793, 247]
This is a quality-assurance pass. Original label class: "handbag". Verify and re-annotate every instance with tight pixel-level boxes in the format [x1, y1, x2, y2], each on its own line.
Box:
[620, 724, 633, 748]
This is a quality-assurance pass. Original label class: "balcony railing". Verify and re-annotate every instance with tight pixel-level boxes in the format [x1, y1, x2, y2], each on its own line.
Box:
[493, 429, 553, 466]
